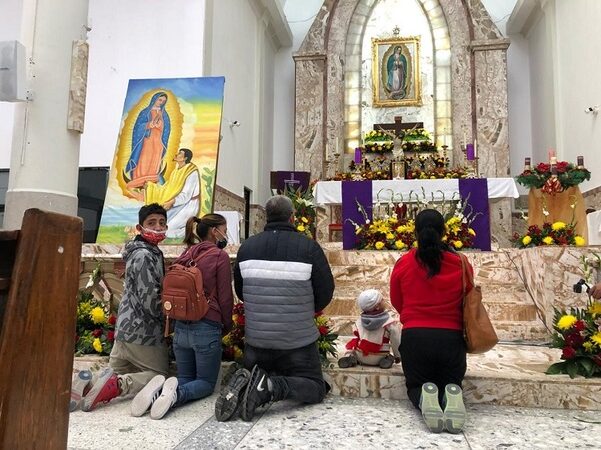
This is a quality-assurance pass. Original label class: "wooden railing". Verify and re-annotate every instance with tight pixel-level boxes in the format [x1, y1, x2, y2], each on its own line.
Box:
[0, 209, 82, 449]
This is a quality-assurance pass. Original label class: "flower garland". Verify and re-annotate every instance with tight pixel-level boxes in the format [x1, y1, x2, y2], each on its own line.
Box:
[516, 161, 590, 190]
[315, 311, 338, 365]
[75, 265, 116, 356]
[546, 296, 601, 378]
[364, 130, 394, 143]
[511, 222, 585, 248]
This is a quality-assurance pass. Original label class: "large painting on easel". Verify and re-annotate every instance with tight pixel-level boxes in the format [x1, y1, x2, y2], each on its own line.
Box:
[96, 77, 225, 243]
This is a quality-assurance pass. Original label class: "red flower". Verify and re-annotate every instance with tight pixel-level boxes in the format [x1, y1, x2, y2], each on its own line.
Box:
[535, 163, 550, 173]
[318, 325, 329, 336]
[556, 161, 569, 173]
[314, 310, 323, 317]
[107, 330, 115, 342]
[236, 315, 245, 326]
[108, 315, 117, 326]
[574, 320, 586, 332]
[561, 346, 576, 359]
[565, 332, 584, 348]
[92, 329, 103, 338]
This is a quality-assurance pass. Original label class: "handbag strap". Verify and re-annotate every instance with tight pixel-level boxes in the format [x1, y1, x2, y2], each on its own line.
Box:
[458, 253, 475, 298]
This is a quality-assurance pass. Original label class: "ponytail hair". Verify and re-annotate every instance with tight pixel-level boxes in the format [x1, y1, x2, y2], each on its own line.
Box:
[183, 213, 227, 247]
[415, 209, 446, 278]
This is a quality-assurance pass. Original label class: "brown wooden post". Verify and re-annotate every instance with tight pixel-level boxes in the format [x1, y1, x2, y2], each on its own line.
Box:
[0, 209, 82, 449]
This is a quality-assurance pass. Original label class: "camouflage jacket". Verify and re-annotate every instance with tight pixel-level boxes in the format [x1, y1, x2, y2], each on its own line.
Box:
[115, 236, 165, 346]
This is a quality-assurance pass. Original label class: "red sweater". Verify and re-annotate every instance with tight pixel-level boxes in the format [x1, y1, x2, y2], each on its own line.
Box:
[389, 248, 473, 331]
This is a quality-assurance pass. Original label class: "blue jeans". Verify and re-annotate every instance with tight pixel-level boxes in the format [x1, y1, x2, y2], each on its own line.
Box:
[173, 320, 222, 405]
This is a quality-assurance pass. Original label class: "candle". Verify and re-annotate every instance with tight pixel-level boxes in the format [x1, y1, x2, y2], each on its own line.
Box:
[524, 157, 531, 170]
[550, 156, 557, 165]
[463, 131, 467, 147]
[577, 155, 584, 168]
[354, 148, 362, 164]
[466, 144, 475, 161]
[548, 148, 556, 162]
[474, 138, 478, 159]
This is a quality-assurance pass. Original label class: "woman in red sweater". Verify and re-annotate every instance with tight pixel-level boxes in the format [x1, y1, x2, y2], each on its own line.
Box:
[389, 209, 473, 434]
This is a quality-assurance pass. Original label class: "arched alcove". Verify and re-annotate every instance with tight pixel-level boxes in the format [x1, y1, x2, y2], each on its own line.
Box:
[344, 0, 452, 154]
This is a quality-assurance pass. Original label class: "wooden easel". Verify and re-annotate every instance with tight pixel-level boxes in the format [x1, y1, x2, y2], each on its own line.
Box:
[0, 209, 82, 449]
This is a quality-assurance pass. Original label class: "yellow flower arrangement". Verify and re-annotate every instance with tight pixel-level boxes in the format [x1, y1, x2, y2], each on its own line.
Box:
[588, 301, 601, 317]
[90, 306, 106, 324]
[592, 332, 601, 346]
[556, 314, 577, 330]
[92, 338, 103, 353]
[513, 222, 584, 248]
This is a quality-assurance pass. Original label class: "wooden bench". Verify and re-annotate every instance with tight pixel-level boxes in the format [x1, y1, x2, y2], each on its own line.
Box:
[0, 209, 82, 449]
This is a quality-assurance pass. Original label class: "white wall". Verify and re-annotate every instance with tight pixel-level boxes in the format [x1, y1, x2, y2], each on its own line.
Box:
[80, 0, 205, 167]
[507, 33, 532, 193]
[0, 0, 25, 169]
[272, 0, 323, 171]
[554, 0, 601, 191]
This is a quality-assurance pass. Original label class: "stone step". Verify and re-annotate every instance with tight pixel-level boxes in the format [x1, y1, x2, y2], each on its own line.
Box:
[327, 343, 600, 411]
[327, 316, 550, 342]
[73, 343, 601, 411]
[326, 297, 538, 322]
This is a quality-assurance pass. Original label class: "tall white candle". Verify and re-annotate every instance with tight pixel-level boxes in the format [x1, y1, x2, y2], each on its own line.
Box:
[474, 138, 477, 159]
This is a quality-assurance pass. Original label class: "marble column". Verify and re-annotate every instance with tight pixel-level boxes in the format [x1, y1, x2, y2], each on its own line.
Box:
[3, 0, 90, 229]
[471, 38, 512, 244]
[293, 53, 327, 180]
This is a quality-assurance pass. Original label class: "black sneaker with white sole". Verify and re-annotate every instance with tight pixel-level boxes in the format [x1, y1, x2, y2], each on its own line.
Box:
[240, 365, 272, 422]
[214, 368, 251, 422]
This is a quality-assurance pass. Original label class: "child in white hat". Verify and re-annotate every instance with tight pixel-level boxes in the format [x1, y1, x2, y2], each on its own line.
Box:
[338, 289, 402, 369]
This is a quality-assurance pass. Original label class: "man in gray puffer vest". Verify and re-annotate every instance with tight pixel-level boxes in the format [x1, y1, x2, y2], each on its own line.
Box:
[215, 195, 335, 422]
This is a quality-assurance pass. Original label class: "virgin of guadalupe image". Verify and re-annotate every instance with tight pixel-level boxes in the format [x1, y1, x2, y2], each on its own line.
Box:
[385, 46, 408, 99]
[123, 91, 171, 190]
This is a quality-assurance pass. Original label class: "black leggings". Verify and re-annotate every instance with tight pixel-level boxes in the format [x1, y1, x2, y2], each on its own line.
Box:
[400, 328, 467, 409]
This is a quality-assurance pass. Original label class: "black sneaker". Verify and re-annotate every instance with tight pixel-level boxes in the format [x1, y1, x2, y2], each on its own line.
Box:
[337, 354, 358, 368]
[240, 365, 272, 422]
[379, 354, 395, 369]
[214, 368, 250, 422]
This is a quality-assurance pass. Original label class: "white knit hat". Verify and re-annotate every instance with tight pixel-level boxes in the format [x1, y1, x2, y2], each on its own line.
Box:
[357, 289, 383, 312]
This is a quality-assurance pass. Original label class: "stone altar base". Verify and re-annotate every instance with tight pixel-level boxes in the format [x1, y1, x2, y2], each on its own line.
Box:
[80, 244, 601, 411]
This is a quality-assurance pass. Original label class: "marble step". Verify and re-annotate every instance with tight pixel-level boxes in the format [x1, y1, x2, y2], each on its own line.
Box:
[328, 316, 550, 342]
[73, 343, 601, 411]
[327, 343, 601, 411]
[326, 296, 538, 322]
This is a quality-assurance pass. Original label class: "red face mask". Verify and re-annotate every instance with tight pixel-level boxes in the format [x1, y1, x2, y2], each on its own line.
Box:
[140, 227, 166, 245]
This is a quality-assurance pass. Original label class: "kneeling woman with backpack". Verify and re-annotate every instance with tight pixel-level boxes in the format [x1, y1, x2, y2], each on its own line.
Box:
[132, 214, 234, 420]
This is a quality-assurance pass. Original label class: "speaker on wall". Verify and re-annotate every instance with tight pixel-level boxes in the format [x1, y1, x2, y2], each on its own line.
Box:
[0, 40, 26, 102]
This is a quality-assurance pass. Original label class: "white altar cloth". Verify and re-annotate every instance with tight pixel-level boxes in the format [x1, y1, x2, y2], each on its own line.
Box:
[313, 178, 519, 205]
[214, 210, 243, 245]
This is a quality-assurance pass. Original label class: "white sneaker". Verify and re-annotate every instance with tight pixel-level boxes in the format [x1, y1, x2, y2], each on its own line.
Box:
[150, 377, 178, 420]
[130, 375, 166, 417]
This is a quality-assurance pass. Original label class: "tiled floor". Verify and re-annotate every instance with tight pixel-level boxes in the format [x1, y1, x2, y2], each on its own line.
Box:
[68, 395, 601, 450]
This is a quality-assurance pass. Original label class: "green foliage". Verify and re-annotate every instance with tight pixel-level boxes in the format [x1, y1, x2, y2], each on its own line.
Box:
[75, 265, 116, 356]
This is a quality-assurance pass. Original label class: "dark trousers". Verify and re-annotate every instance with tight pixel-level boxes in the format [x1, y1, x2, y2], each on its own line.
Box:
[400, 328, 467, 409]
[243, 342, 328, 404]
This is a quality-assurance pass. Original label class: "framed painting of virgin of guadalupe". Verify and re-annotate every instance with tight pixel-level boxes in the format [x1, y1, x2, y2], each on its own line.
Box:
[372, 36, 422, 107]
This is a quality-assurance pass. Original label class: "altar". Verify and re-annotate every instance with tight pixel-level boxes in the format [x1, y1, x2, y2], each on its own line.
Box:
[314, 178, 519, 204]
[313, 178, 519, 250]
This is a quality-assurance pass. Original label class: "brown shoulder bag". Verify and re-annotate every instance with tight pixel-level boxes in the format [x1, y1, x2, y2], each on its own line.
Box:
[459, 253, 498, 353]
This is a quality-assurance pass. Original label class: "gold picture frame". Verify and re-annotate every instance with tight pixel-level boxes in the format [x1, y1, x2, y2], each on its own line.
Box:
[372, 36, 422, 107]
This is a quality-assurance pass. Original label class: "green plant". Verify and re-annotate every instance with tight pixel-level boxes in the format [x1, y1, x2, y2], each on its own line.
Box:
[75, 265, 116, 356]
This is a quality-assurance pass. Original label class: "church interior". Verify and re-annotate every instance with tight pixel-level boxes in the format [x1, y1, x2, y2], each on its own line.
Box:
[1, 0, 600, 448]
